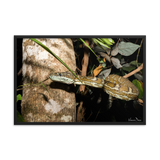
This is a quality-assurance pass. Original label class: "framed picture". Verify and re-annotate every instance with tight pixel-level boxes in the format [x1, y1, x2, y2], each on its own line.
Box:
[14, 36, 146, 125]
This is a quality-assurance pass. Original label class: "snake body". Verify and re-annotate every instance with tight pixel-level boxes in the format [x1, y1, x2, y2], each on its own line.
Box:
[49, 72, 139, 101]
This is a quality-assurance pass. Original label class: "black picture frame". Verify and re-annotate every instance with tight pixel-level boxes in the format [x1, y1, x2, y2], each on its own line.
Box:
[14, 35, 146, 125]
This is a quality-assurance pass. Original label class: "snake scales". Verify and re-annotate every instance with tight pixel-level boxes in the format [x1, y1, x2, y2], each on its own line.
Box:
[49, 72, 139, 101]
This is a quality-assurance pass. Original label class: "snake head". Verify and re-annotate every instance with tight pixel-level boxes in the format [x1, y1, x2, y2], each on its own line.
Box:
[49, 72, 75, 84]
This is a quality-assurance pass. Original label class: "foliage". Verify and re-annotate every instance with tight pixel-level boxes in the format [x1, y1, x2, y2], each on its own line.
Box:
[132, 79, 143, 99]
[16, 94, 25, 122]
[93, 40, 140, 79]
[122, 60, 142, 73]
[17, 110, 25, 122]
[79, 38, 143, 102]
[118, 41, 140, 56]
[17, 94, 22, 102]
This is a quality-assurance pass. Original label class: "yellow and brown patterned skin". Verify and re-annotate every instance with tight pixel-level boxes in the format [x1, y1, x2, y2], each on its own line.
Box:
[75, 76, 104, 88]
[49, 72, 139, 101]
[103, 74, 139, 101]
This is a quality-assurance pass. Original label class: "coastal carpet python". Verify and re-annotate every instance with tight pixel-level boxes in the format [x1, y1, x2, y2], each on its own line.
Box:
[49, 72, 139, 101]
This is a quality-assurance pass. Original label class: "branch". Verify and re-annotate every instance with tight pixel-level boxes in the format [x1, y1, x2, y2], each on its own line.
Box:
[136, 39, 143, 68]
[123, 63, 143, 78]
[77, 39, 90, 122]
[123, 64, 143, 106]
[79, 39, 89, 92]
[17, 68, 22, 76]
[137, 99, 143, 106]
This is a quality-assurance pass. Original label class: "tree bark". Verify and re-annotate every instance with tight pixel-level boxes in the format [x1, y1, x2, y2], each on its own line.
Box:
[21, 38, 76, 122]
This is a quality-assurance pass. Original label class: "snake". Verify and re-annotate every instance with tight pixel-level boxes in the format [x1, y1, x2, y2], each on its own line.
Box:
[49, 72, 139, 101]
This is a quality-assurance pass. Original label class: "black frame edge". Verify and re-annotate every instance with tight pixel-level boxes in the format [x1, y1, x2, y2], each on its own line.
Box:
[15, 32, 146, 38]
[14, 36, 17, 124]
[11, 33, 14, 127]
[146, 34, 149, 126]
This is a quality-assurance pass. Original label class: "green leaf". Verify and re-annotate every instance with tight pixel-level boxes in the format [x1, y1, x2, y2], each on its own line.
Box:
[17, 110, 25, 122]
[40, 82, 48, 92]
[100, 38, 115, 46]
[92, 38, 111, 49]
[94, 46, 111, 55]
[130, 60, 141, 67]
[122, 66, 136, 72]
[97, 38, 105, 43]
[17, 83, 32, 88]
[79, 38, 99, 60]
[99, 68, 111, 78]
[108, 38, 115, 44]
[40, 81, 52, 98]
[101, 63, 106, 68]
[17, 94, 22, 102]
[120, 69, 126, 76]
[111, 57, 122, 69]
[118, 42, 140, 56]
[132, 79, 143, 99]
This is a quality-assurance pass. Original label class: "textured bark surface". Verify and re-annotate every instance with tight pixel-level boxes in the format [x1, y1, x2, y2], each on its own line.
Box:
[21, 38, 76, 122]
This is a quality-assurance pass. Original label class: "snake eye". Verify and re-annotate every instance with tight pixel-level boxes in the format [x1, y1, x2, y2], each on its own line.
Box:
[57, 73, 61, 76]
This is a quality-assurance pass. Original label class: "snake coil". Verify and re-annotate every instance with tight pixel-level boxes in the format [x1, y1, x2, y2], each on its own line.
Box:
[49, 72, 139, 101]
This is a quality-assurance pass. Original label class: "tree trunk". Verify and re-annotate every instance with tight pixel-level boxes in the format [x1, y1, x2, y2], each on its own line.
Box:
[21, 38, 76, 122]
